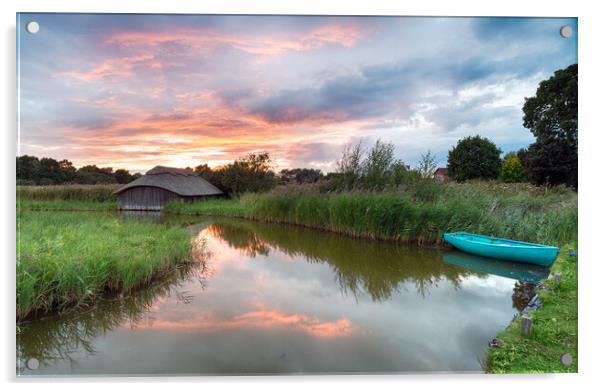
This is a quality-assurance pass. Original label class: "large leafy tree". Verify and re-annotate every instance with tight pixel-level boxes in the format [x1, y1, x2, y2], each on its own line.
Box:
[521, 64, 577, 188]
[447, 136, 502, 181]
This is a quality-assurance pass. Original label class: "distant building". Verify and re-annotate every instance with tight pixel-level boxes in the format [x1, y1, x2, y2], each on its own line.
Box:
[434, 167, 449, 183]
[114, 166, 223, 211]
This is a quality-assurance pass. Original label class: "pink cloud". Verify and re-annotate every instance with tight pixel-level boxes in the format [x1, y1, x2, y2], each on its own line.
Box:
[104, 23, 369, 57]
[130, 309, 359, 338]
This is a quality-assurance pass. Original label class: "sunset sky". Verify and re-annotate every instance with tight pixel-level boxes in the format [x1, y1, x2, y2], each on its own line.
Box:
[17, 14, 577, 173]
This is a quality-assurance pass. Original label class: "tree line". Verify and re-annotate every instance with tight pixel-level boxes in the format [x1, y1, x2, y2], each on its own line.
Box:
[446, 64, 577, 189]
[16, 155, 141, 185]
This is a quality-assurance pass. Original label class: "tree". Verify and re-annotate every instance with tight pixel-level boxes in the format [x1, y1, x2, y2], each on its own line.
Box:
[59, 159, 77, 183]
[219, 152, 278, 195]
[114, 169, 135, 184]
[194, 163, 225, 191]
[16, 155, 40, 184]
[38, 157, 64, 184]
[280, 168, 323, 184]
[75, 165, 116, 184]
[362, 140, 395, 190]
[417, 150, 437, 178]
[447, 136, 502, 181]
[521, 64, 577, 188]
[336, 141, 364, 189]
[500, 153, 525, 183]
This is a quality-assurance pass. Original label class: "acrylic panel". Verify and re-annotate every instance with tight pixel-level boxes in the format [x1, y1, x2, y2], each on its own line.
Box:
[16, 13, 578, 376]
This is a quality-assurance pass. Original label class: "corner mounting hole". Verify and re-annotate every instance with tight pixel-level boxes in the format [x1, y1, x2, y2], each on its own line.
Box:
[559, 25, 572, 38]
[26, 21, 39, 34]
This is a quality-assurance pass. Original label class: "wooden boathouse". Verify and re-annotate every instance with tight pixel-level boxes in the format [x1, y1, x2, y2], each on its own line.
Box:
[114, 166, 223, 211]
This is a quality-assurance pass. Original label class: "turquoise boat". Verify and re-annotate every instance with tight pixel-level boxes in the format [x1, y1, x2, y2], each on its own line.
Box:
[443, 232, 559, 267]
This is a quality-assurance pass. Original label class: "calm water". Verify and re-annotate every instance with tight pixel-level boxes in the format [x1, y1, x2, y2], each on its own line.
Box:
[17, 216, 549, 375]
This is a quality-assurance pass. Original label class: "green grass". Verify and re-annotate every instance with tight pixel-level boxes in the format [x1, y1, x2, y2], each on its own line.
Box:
[486, 243, 578, 373]
[17, 184, 119, 202]
[17, 210, 197, 321]
[164, 181, 577, 246]
[18, 199, 117, 211]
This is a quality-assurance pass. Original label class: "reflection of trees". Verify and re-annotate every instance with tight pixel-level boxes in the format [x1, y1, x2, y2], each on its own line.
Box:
[512, 281, 536, 311]
[16, 261, 209, 374]
[205, 224, 271, 258]
[207, 219, 484, 301]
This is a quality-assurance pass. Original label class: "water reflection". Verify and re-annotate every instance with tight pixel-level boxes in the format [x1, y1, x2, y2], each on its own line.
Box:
[17, 261, 208, 374]
[205, 220, 484, 301]
[512, 281, 537, 311]
[18, 216, 527, 375]
[442, 251, 550, 283]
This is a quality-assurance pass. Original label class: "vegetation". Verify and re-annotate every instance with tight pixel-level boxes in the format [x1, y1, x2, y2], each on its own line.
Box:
[520, 64, 578, 189]
[16, 211, 197, 320]
[17, 184, 119, 202]
[195, 152, 279, 195]
[17, 155, 141, 185]
[280, 168, 324, 184]
[500, 153, 526, 183]
[165, 181, 577, 246]
[486, 244, 578, 373]
[331, 139, 417, 191]
[17, 258, 209, 372]
[18, 199, 116, 211]
[417, 150, 438, 178]
[448, 136, 502, 182]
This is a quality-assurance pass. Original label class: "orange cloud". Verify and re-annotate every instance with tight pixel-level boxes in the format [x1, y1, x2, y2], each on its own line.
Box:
[131, 309, 359, 338]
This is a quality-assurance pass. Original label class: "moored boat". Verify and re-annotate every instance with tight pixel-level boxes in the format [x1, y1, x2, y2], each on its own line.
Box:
[443, 232, 559, 267]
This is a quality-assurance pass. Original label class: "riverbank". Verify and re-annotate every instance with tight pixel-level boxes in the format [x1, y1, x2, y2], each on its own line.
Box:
[165, 182, 577, 246]
[17, 211, 197, 321]
[18, 182, 577, 246]
[486, 243, 578, 373]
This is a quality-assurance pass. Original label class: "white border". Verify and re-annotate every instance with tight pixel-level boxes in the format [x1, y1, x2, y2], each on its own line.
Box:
[2, 0, 600, 389]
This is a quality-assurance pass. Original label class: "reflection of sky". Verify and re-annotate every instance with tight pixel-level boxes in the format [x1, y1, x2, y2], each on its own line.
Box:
[18, 14, 577, 172]
[25, 222, 518, 375]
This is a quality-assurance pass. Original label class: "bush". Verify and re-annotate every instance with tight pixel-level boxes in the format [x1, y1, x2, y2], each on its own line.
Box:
[500, 154, 526, 183]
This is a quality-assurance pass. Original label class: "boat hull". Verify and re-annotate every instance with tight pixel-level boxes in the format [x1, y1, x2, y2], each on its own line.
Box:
[443, 232, 559, 267]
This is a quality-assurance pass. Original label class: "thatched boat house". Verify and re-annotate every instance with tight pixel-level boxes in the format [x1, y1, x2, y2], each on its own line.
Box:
[114, 166, 223, 210]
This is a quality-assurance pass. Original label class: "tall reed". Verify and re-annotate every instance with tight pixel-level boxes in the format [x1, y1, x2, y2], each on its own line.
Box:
[164, 181, 577, 246]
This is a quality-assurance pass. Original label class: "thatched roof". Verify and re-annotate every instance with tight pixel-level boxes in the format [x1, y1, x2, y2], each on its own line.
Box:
[114, 165, 223, 196]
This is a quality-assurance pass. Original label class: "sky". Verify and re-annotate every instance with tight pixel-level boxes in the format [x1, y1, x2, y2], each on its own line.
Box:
[17, 14, 577, 173]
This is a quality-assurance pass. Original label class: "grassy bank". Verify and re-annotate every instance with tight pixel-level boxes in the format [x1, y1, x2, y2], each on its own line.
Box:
[165, 182, 577, 246]
[17, 184, 119, 201]
[486, 244, 578, 373]
[17, 211, 196, 321]
[18, 181, 577, 246]
[18, 199, 116, 211]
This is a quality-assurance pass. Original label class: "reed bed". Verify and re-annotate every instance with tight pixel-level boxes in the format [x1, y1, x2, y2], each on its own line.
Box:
[17, 184, 119, 202]
[165, 181, 577, 246]
[17, 211, 194, 320]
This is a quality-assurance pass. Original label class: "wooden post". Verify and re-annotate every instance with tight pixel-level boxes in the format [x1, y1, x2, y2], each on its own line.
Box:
[521, 315, 533, 336]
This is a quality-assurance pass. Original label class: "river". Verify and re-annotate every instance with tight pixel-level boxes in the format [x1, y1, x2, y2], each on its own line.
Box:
[17, 215, 549, 375]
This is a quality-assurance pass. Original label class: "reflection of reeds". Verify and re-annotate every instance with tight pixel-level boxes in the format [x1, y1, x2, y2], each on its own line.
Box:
[207, 219, 483, 302]
[17, 257, 211, 374]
